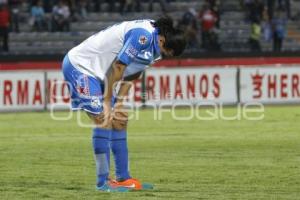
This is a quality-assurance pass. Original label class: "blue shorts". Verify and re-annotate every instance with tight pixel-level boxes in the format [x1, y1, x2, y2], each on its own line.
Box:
[62, 55, 115, 114]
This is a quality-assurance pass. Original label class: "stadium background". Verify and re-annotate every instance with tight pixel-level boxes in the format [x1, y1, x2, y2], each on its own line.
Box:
[1, 0, 300, 199]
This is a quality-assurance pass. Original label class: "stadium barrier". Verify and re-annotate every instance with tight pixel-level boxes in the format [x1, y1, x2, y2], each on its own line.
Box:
[0, 62, 299, 112]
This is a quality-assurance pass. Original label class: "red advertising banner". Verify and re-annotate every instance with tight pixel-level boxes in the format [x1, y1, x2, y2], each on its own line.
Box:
[240, 66, 300, 103]
[0, 65, 299, 112]
[0, 71, 45, 111]
[144, 68, 237, 105]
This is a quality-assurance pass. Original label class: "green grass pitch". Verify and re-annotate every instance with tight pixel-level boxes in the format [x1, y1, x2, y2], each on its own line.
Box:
[0, 106, 300, 200]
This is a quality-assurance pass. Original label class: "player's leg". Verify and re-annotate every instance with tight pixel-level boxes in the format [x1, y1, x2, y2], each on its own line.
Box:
[111, 107, 153, 190]
[87, 113, 111, 189]
[111, 108, 130, 181]
[73, 79, 112, 190]
[111, 107, 140, 188]
[62, 55, 128, 192]
[88, 112, 129, 192]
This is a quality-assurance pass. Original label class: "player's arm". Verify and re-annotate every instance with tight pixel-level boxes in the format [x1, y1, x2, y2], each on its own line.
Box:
[107, 28, 150, 105]
[103, 60, 126, 107]
[114, 82, 132, 106]
[112, 81, 132, 130]
[112, 71, 143, 130]
[104, 57, 143, 108]
[96, 60, 126, 127]
[124, 71, 143, 81]
[115, 71, 143, 105]
[114, 71, 143, 105]
[105, 28, 151, 119]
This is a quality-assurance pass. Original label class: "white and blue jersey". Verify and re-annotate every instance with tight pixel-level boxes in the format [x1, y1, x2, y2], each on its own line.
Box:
[68, 19, 161, 80]
[62, 19, 161, 114]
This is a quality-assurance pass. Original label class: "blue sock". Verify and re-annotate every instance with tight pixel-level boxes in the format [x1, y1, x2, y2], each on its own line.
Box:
[111, 129, 131, 181]
[92, 128, 111, 187]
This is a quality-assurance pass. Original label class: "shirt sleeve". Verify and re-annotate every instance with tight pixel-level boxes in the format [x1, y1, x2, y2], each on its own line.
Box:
[117, 28, 152, 65]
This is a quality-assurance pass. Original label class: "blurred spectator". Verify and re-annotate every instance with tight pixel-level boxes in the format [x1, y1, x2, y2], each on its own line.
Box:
[246, 0, 264, 52]
[0, 3, 9, 52]
[131, 0, 142, 12]
[266, 0, 275, 20]
[262, 12, 272, 42]
[119, 0, 141, 13]
[199, 3, 220, 51]
[206, 0, 220, 28]
[8, 0, 21, 32]
[277, 0, 290, 18]
[67, 0, 77, 17]
[244, 0, 253, 21]
[248, 19, 262, 51]
[134, 0, 141, 12]
[107, 0, 116, 12]
[119, 0, 127, 13]
[148, 0, 168, 13]
[178, 8, 199, 49]
[248, 0, 265, 23]
[30, 0, 48, 31]
[93, 0, 117, 12]
[93, 0, 104, 12]
[43, 0, 54, 13]
[272, 9, 287, 51]
[52, 0, 71, 32]
[19, 0, 29, 12]
[74, 0, 88, 21]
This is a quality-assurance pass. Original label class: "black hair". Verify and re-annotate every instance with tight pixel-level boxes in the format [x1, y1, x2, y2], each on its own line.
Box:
[153, 16, 186, 57]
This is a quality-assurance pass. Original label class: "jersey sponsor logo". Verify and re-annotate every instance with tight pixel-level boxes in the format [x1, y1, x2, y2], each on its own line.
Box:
[125, 44, 138, 58]
[90, 96, 101, 108]
[143, 51, 152, 59]
[76, 86, 90, 97]
[76, 74, 90, 97]
[139, 35, 148, 45]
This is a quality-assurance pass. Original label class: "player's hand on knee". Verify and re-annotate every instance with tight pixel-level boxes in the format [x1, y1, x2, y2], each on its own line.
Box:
[103, 102, 113, 122]
[112, 104, 128, 130]
[87, 103, 113, 129]
[87, 112, 112, 129]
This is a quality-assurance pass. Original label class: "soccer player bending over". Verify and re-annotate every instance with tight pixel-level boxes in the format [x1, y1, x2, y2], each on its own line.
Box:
[62, 16, 186, 192]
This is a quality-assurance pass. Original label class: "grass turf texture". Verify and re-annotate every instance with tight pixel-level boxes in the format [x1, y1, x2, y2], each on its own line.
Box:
[0, 106, 300, 200]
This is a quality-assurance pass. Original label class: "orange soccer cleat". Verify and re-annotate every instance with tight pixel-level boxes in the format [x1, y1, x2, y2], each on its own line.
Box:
[109, 178, 154, 190]
[110, 178, 143, 190]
